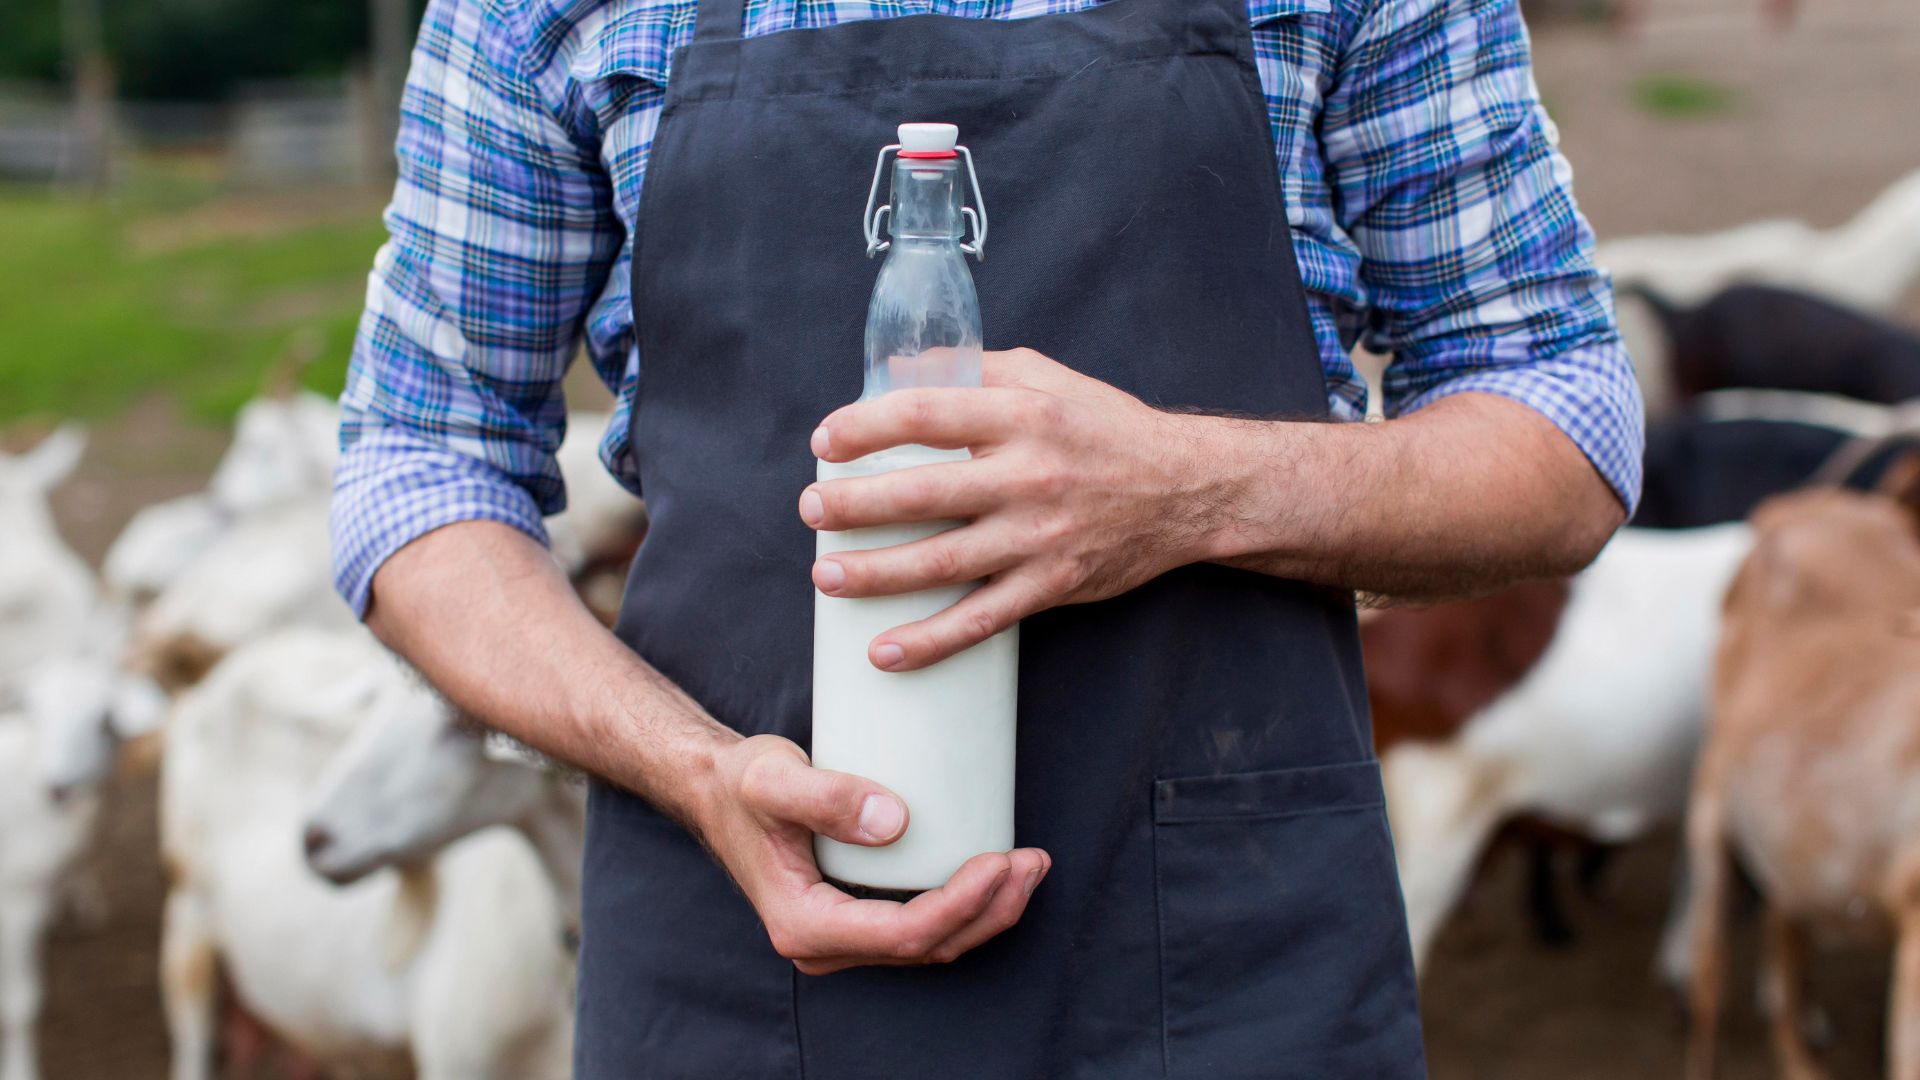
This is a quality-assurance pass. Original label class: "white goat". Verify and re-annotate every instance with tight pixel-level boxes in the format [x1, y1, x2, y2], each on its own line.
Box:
[0, 710, 96, 1080]
[101, 495, 226, 610]
[206, 391, 339, 517]
[546, 410, 647, 578]
[129, 498, 351, 690]
[129, 410, 642, 689]
[0, 428, 93, 691]
[1605, 168, 1920, 414]
[302, 697, 585, 918]
[1600, 167, 1920, 311]
[1384, 524, 1754, 977]
[0, 631, 165, 1080]
[104, 392, 339, 608]
[160, 628, 573, 1080]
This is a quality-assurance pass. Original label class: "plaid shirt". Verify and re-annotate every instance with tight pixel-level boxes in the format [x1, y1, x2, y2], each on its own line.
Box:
[332, 0, 1643, 615]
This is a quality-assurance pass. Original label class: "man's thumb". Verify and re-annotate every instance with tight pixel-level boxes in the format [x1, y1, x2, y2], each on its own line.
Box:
[739, 751, 908, 846]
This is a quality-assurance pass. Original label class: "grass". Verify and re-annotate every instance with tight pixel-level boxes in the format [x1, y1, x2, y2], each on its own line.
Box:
[0, 159, 388, 426]
[1631, 73, 1740, 119]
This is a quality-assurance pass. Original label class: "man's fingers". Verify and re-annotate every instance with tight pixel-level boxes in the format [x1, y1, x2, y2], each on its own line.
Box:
[735, 747, 907, 846]
[787, 853, 1009, 964]
[813, 388, 1032, 462]
[785, 848, 1052, 974]
[800, 460, 1004, 532]
[814, 525, 1018, 600]
[923, 848, 1050, 963]
[782, 851, 1023, 972]
[869, 572, 1045, 671]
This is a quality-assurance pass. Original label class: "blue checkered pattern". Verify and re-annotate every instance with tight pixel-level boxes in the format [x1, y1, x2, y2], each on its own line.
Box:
[332, 0, 1644, 615]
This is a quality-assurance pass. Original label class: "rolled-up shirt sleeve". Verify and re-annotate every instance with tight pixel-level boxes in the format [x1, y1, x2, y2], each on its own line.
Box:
[331, 0, 622, 616]
[1323, 0, 1644, 512]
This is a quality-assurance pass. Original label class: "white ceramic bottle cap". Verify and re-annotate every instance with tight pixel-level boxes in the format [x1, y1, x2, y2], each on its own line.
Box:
[898, 123, 959, 153]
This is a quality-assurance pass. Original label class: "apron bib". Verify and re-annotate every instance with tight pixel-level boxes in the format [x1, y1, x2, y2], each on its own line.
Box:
[583, 0, 1426, 1074]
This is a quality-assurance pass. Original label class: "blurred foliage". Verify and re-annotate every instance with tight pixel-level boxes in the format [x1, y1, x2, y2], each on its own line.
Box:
[0, 0, 421, 101]
[0, 156, 385, 425]
[1632, 73, 1740, 118]
[0, 1, 65, 84]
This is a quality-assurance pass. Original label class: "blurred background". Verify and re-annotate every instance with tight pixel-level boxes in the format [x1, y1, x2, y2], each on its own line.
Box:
[1, 0, 1917, 1076]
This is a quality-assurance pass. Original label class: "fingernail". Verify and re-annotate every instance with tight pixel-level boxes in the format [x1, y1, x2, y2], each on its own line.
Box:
[874, 642, 905, 670]
[814, 558, 845, 592]
[799, 489, 824, 527]
[811, 426, 831, 458]
[1025, 866, 1045, 895]
[858, 794, 905, 841]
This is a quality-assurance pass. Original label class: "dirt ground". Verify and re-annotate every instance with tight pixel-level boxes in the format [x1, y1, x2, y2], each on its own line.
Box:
[22, 0, 1920, 1074]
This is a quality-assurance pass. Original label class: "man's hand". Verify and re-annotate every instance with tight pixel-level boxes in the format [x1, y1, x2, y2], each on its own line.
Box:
[695, 735, 1051, 975]
[369, 522, 1051, 977]
[801, 349, 1624, 671]
[803, 348, 1223, 671]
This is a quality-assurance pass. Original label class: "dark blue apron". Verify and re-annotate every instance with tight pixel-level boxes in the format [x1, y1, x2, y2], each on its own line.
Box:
[584, 0, 1426, 1074]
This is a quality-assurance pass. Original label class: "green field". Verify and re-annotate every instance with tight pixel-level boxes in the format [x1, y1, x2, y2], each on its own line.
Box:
[1631, 73, 1740, 119]
[0, 166, 387, 425]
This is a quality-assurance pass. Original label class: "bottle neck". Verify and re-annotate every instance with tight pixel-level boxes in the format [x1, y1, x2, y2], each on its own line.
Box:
[888, 156, 964, 242]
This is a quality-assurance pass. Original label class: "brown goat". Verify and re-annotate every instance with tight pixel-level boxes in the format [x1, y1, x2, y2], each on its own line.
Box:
[1362, 579, 1572, 753]
[1685, 483, 1920, 1079]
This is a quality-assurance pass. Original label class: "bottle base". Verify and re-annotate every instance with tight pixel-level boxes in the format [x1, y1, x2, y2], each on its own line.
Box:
[821, 875, 925, 903]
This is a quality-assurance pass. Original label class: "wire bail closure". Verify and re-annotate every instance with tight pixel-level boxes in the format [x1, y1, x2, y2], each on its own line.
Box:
[862, 143, 988, 260]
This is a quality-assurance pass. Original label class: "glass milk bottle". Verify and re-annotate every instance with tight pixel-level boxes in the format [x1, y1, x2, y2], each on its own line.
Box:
[812, 123, 1018, 893]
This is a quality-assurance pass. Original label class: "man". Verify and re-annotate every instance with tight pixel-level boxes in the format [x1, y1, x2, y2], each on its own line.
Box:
[333, 0, 1640, 1075]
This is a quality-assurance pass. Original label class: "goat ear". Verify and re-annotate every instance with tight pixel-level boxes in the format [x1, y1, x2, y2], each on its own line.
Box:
[20, 423, 87, 490]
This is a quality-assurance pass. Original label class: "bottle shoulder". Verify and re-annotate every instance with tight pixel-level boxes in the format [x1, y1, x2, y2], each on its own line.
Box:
[873, 244, 978, 287]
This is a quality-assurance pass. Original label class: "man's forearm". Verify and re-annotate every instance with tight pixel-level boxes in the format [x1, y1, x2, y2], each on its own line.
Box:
[364, 519, 737, 827]
[363, 519, 1052, 966]
[1188, 392, 1625, 599]
[803, 355, 1631, 669]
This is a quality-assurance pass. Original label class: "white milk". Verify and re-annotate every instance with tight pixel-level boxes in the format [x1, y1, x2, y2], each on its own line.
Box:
[812, 446, 1019, 891]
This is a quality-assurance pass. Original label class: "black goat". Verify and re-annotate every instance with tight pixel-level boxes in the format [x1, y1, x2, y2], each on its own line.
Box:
[1632, 283, 1920, 405]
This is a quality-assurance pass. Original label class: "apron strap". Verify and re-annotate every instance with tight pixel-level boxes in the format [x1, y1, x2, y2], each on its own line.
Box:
[695, 0, 1244, 46]
[694, 0, 748, 42]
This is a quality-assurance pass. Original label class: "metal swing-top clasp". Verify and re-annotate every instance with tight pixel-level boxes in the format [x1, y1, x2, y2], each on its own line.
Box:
[862, 136, 989, 261]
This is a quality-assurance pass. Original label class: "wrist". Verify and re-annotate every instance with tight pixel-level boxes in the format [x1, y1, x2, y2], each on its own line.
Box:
[584, 660, 739, 834]
[675, 732, 735, 839]
[1165, 411, 1283, 565]
[1174, 410, 1372, 572]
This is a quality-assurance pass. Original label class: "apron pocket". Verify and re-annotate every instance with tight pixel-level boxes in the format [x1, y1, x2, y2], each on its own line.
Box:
[1153, 760, 1425, 1079]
